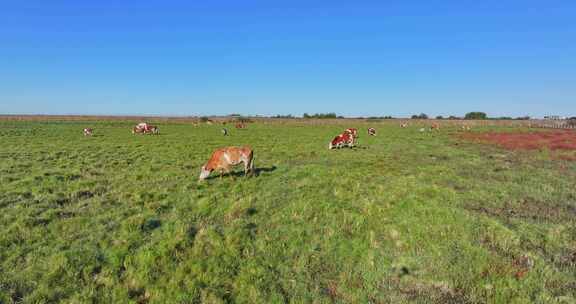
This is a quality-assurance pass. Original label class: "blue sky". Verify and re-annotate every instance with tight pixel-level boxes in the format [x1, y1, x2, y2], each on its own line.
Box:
[1, 1, 575, 117]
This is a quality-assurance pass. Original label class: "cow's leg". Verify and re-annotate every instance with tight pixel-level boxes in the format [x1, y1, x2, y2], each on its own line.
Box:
[224, 167, 234, 180]
[243, 160, 252, 177]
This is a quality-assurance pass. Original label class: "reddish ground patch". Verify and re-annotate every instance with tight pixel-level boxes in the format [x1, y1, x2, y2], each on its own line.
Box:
[461, 130, 576, 161]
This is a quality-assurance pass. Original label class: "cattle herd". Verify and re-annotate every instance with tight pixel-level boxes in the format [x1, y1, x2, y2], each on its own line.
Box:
[81, 121, 465, 181]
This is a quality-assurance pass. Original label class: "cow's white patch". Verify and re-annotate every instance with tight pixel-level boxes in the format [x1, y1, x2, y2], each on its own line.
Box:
[223, 152, 232, 164]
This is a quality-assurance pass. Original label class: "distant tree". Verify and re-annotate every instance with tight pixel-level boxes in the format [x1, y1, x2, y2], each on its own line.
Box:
[367, 115, 394, 120]
[436, 115, 444, 120]
[199, 116, 210, 122]
[303, 113, 338, 119]
[411, 113, 429, 119]
[272, 114, 295, 119]
[515, 116, 530, 120]
[448, 116, 460, 120]
[464, 112, 488, 120]
[496, 116, 513, 120]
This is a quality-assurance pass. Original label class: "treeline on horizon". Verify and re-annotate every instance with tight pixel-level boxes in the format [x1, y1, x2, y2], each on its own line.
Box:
[269, 112, 575, 120]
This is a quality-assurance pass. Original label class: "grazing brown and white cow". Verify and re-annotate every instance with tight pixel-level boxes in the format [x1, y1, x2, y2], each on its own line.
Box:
[83, 128, 93, 136]
[430, 123, 440, 131]
[199, 146, 254, 180]
[329, 132, 354, 149]
[235, 123, 246, 129]
[367, 127, 376, 136]
[400, 122, 409, 128]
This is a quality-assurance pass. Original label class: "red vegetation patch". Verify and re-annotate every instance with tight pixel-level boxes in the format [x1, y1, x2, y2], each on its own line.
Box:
[462, 130, 576, 151]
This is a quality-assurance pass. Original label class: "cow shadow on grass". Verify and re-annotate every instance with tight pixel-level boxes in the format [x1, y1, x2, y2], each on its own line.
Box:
[201, 166, 277, 181]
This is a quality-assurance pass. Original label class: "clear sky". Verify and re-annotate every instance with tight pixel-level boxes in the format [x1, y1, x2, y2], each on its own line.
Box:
[1, 1, 575, 118]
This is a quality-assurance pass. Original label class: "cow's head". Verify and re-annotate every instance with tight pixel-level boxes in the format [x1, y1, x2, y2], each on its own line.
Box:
[199, 165, 212, 181]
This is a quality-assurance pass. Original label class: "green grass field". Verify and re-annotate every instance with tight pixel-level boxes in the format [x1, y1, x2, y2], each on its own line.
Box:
[1, 120, 575, 303]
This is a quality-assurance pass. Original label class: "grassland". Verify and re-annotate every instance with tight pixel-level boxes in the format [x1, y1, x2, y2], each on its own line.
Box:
[0, 119, 575, 303]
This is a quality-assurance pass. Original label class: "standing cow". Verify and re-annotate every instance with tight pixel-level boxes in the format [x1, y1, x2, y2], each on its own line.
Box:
[199, 146, 254, 180]
[83, 128, 93, 136]
[367, 127, 376, 136]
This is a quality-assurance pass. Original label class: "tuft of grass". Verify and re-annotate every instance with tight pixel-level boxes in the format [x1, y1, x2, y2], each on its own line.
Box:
[0, 120, 575, 303]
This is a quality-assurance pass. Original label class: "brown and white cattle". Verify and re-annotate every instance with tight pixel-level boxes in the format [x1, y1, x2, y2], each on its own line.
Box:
[344, 128, 359, 145]
[430, 123, 440, 131]
[329, 132, 354, 149]
[132, 123, 159, 135]
[235, 123, 246, 129]
[367, 127, 376, 136]
[400, 123, 409, 128]
[83, 128, 93, 136]
[199, 146, 254, 180]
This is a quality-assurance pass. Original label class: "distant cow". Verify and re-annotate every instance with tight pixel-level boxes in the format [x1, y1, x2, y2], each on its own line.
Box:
[430, 123, 440, 131]
[367, 127, 376, 136]
[400, 123, 408, 128]
[199, 146, 254, 180]
[329, 132, 354, 149]
[235, 123, 246, 129]
[461, 125, 471, 131]
[83, 128, 93, 136]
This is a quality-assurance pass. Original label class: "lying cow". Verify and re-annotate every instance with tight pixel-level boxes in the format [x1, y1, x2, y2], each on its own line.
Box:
[367, 127, 376, 136]
[132, 123, 159, 135]
[83, 128, 93, 136]
[344, 128, 359, 145]
[329, 132, 354, 149]
[199, 146, 254, 180]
